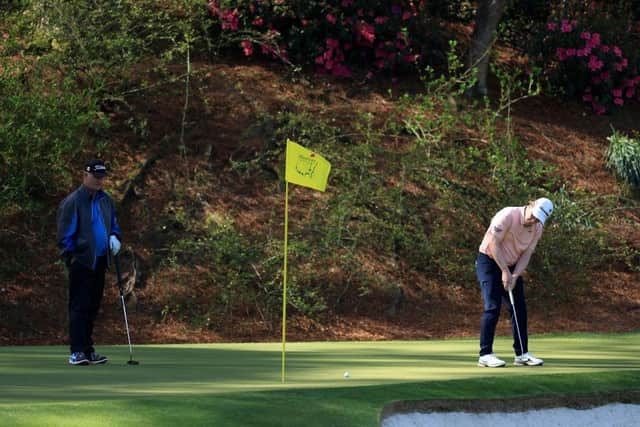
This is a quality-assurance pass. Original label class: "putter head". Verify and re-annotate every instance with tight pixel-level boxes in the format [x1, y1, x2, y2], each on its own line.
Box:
[127, 360, 140, 365]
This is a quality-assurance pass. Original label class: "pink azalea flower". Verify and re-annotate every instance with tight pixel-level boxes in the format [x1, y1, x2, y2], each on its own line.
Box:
[356, 21, 375, 45]
[613, 46, 622, 57]
[315, 55, 325, 65]
[571, 20, 577, 25]
[326, 13, 337, 25]
[220, 9, 239, 31]
[341, 0, 354, 6]
[547, 22, 557, 31]
[600, 45, 610, 53]
[326, 38, 340, 49]
[580, 31, 591, 40]
[600, 71, 610, 80]
[626, 88, 636, 98]
[561, 21, 572, 32]
[240, 40, 253, 56]
[588, 33, 601, 48]
[612, 89, 623, 98]
[252, 17, 264, 26]
[301, 19, 309, 26]
[588, 55, 603, 71]
[566, 48, 576, 57]
[375, 16, 389, 24]
[614, 98, 624, 106]
[576, 49, 586, 57]
[402, 11, 412, 20]
[332, 64, 352, 77]
[556, 47, 567, 61]
[582, 93, 593, 102]
[592, 102, 606, 115]
[403, 54, 419, 63]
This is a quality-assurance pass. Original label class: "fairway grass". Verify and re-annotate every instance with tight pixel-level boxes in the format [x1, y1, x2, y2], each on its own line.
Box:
[1, 332, 638, 426]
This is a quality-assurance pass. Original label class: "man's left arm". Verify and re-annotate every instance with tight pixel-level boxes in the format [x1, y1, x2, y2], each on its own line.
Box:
[512, 243, 537, 280]
[109, 199, 121, 255]
[110, 206, 121, 239]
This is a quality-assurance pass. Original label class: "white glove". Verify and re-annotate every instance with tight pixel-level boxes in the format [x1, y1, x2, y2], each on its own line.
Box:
[109, 235, 121, 256]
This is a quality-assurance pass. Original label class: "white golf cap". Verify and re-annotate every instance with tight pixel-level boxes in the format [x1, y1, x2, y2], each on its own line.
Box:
[532, 198, 553, 225]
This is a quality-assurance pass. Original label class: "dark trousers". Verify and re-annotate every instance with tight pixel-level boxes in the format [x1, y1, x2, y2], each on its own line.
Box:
[476, 252, 528, 357]
[68, 256, 106, 354]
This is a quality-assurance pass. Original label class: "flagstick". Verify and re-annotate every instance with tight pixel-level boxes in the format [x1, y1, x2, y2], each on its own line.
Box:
[282, 180, 289, 384]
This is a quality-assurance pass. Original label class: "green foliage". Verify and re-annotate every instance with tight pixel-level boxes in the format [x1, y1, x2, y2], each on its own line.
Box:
[165, 213, 272, 320]
[605, 130, 640, 190]
[0, 70, 105, 209]
[0, 0, 214, 212]
[12, 0, 212, 93]
[529, 188, 605, 299]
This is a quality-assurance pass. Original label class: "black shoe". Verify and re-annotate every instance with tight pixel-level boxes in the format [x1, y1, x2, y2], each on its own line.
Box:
[88, 352, 108, 365]
[69, 351, 90, 365]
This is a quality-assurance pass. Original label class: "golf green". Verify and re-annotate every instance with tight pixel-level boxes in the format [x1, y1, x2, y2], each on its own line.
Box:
[1, 332, 638, 426]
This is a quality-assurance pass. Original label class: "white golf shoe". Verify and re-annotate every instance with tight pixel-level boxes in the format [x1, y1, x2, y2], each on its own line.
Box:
[478, 353, 506, 368]
[514, 352, 544, 366]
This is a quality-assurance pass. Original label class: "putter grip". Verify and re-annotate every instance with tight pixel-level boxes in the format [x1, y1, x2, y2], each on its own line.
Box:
[508, 290, 515, 305]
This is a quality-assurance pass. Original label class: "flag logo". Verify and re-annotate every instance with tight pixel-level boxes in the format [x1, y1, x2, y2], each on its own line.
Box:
[285, 139, 331, 192]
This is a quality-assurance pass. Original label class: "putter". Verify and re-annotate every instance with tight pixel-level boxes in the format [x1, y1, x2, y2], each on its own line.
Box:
[115, 255, 140, 365]
[508, 289, 526, 357]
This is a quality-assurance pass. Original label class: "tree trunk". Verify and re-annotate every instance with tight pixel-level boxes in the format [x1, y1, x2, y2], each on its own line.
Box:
[467, 0, 507, 98]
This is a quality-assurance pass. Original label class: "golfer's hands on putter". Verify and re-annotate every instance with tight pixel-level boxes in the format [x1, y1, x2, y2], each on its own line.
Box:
[502, 270, 514, 291]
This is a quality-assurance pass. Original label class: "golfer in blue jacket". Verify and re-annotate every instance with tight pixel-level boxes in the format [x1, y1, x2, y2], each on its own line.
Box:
[57, 159, 121, 365]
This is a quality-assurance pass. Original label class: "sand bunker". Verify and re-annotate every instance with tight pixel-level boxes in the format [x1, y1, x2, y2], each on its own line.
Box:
[381, 391, 640, 427]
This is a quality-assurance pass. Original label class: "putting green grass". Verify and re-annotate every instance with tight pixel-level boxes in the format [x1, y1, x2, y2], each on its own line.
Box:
[1, 332, 638, 426]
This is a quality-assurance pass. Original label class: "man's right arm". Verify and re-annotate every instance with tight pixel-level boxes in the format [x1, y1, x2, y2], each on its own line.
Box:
[484, 210, 514, 289]
[486, 237, 514, 290]
[56, 196, 78, 265]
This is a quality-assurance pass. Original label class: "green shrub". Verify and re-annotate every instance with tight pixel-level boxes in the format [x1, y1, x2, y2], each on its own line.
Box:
[605, 130, 640, 189]
[0, 70, 104, 210]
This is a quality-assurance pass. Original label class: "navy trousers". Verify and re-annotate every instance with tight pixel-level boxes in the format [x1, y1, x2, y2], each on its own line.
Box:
[476, 252, 528, 357]
[68, 256, 106, 354]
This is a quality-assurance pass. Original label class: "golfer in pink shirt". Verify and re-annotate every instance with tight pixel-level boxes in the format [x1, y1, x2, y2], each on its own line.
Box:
[476, 198, 553, 367]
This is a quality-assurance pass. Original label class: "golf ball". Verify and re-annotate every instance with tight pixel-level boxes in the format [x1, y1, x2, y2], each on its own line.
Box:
[344, 371, 350, 378]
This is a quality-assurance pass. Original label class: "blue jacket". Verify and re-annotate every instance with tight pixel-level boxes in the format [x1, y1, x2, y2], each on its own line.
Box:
[56, 185, 121, 270]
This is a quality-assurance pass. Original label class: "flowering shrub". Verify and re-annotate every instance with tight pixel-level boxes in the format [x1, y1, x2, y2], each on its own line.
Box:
[207, 0, 426, 78]
[533, 18, 640, 114]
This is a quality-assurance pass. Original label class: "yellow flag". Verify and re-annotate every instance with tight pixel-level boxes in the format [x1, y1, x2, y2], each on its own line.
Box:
[285, 139, 331, 192]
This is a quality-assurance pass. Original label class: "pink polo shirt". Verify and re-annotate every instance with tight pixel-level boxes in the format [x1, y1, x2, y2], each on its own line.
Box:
[479, 207, 543, 266]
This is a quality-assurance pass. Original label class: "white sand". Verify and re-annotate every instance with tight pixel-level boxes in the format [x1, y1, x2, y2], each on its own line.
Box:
[382, 403, 640, 427]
